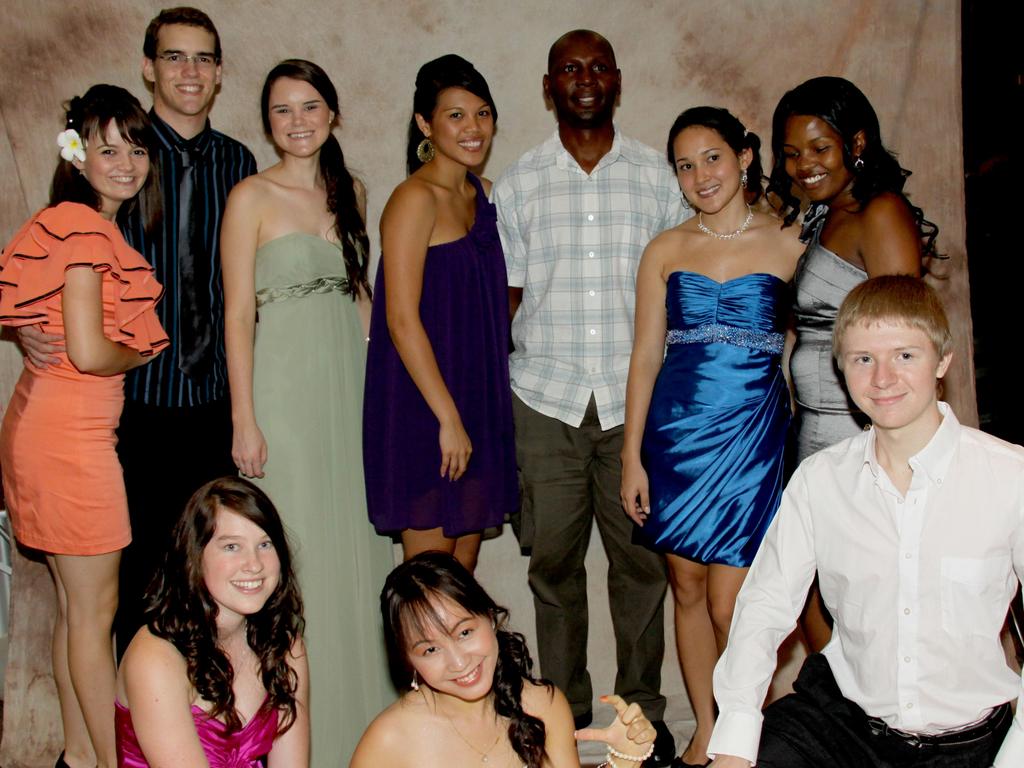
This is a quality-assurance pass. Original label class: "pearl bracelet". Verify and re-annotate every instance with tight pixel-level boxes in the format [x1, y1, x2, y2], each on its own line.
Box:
[606, 741, 656, 764]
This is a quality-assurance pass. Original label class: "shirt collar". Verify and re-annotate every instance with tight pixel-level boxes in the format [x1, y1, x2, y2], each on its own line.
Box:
[553, 124, 623, 173]
[148, 109, 213, 157]
[863, 402, 959, 486]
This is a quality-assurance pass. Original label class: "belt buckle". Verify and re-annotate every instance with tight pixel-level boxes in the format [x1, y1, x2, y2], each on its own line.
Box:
[902, 733, 923, 749]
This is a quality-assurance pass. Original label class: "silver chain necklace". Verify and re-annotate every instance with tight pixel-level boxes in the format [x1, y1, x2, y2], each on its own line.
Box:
[697, 205, 753, 240]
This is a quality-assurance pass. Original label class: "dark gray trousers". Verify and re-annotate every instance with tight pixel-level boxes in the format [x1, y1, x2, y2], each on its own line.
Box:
[513, 394, 668, 720]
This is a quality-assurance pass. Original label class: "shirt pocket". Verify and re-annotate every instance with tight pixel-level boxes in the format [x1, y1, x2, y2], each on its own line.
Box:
[940, 555, 1013, 639]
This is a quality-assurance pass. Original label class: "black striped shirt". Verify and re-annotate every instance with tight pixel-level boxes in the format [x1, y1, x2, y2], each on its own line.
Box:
[121, 110, 256, 407]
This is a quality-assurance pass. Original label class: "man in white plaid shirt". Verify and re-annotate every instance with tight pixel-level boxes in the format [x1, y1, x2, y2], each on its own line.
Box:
[493, 29, 689, 764]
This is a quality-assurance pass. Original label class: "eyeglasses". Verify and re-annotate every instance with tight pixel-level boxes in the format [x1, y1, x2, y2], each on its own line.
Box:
[156, 52, 219, 69]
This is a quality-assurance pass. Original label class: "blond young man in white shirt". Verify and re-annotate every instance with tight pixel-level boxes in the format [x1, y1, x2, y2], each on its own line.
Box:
[709, 275, 1023, 768]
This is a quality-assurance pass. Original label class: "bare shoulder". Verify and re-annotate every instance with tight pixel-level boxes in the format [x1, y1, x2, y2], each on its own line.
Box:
[858, 192, 918, 240]
[521, 680, 568, 721]
[351, 695, 423, 768]
[644, 224, 690, 261]
[120, 628, 189, 704]
[382, 177, 438, 222]
[227, 172, 275, 203]
[753, 211, 805, 261]
[122, 627, 186, 671]
[861, 191, 914, 222]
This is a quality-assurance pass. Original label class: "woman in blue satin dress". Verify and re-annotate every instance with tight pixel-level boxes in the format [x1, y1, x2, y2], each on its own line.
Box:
[620, 107, 803, 767]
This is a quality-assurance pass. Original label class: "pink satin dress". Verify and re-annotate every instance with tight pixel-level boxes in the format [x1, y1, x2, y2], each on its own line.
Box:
[115, 700, 278, 767]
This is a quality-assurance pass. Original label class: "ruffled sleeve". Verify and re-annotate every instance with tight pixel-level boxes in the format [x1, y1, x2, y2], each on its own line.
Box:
[0, 202, 168, 355]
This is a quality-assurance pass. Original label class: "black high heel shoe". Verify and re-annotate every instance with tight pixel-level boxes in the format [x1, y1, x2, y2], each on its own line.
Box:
[55, 752, 71, 768]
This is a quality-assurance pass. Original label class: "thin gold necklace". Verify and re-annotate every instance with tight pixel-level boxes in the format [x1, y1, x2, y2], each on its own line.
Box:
[441, 707, 504, 763]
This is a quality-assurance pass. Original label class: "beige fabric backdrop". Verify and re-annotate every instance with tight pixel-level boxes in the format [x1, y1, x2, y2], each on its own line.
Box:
[0, 1, 968, 765]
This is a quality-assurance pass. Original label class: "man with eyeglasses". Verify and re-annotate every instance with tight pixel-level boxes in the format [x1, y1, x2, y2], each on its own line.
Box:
[119, 6, 257, 654]
[19, 6, 258, 656]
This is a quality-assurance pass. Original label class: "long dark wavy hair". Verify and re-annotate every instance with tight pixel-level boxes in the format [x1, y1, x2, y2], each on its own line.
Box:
[667, 106, 765, 206]
[143, 476, 305, 734]
[767, 76, 938, 256]
[382, 552, 549, 768]
[406, 54, 497, 175]
[261, 59, 371, 299]
[49, 84, 162, 235]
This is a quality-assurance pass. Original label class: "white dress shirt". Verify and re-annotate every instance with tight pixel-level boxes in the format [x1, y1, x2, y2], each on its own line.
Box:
[709, 403, 1024, 766]
[492, 128, 687, 430]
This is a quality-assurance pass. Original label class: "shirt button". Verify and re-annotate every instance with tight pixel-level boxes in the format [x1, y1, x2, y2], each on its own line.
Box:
[588, 290, 596, 297]
[897, 498, 904, 504]
[906, 703, 914, 710]
[587, 214, 595, 221]
[904, 552, 912, 559]
[936, 478, 943, 485]
[588, 251, 595, 258]
[589, 329, 597, 336]
[904, 656, 911, 663]
[904, 608, 911, 615]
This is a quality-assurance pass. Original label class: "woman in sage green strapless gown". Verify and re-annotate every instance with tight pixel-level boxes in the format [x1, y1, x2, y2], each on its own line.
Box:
[222, 60, 394, 767]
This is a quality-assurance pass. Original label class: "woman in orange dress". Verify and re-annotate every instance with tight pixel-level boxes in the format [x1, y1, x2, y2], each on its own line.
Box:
[0, 84, 167, 768]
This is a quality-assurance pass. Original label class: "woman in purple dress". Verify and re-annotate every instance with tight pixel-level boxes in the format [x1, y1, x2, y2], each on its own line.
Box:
[363, 55, 516, 571]
[115, 478, 308, 767]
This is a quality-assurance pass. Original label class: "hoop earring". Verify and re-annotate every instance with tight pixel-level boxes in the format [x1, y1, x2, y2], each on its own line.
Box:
[740, 169, 748, 186]
[853, 156, 865, 171]
[410, 670, 420, 691]
[416, 138, 435, 164]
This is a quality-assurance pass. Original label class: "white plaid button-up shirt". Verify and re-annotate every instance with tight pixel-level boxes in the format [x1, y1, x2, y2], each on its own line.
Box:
[493, 128, 688, 429]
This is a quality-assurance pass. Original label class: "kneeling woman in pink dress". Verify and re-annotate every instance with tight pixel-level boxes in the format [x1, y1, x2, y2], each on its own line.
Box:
[115, 477, 308, 767]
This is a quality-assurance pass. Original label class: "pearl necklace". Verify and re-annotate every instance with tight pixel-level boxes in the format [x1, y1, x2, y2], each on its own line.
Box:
[697, 206, 753, 240]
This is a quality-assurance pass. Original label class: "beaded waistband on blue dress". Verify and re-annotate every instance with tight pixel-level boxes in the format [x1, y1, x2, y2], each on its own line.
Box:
[666, 323, 784, 354]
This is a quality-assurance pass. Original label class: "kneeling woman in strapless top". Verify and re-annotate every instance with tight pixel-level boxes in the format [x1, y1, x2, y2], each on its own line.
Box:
[352, 552, 656, 768]
[115, 477, 308, 767]
[620, 107, 803, 766]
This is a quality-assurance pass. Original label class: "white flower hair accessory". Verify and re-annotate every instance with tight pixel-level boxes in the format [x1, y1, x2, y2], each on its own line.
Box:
[57, 129, 86, 163]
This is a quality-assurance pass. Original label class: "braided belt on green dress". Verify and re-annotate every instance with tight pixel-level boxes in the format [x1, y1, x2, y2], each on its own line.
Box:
[255, 276, 350, 307]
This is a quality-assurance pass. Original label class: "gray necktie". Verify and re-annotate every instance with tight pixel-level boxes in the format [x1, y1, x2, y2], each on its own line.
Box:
[177, 147, 213, 378]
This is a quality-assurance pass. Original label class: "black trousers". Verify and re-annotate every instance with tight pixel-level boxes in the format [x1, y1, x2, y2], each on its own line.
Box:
[758, 654, 1011, 768]
[113, 398, 235, 658]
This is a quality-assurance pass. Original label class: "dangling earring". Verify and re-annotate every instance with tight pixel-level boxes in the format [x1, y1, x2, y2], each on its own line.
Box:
[410, 670, 420, 691]
[416, 138, 435, 164]
[740, 169, 748, 186]
[853, 156, 865, 171]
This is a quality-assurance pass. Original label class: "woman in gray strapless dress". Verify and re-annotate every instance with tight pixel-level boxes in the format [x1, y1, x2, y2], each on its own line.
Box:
[768, 77, 939, 649]
[789, 211, 870, 462]
[768, 77, 939, 464]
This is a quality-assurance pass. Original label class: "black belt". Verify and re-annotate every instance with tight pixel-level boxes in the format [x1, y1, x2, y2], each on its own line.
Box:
[865, 703, 1011, 749]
